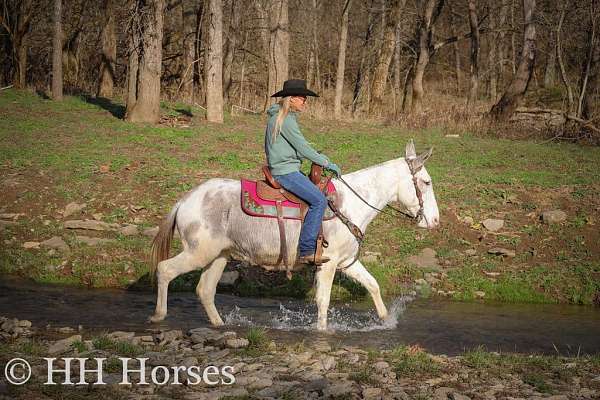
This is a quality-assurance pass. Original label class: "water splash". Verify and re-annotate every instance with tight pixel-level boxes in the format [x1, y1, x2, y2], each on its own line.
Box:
[223, 296, 413, 332]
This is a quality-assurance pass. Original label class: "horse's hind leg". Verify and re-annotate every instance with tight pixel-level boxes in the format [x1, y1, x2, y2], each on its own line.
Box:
[149, 250, 214, 323]
[341, 260, 388, 320]
[195, 256, 228, 326]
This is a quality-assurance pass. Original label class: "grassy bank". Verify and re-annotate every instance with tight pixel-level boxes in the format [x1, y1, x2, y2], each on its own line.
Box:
[1, 89, 599, 305]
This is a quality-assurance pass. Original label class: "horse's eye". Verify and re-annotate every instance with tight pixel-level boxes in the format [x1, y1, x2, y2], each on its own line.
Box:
[423, 180, 431, 186]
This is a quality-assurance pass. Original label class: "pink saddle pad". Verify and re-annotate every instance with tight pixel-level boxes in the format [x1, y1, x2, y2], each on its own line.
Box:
[240, 179, 336, 220]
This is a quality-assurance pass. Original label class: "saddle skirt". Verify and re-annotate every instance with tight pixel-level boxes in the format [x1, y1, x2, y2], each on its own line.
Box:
[240, 178, 337, 220]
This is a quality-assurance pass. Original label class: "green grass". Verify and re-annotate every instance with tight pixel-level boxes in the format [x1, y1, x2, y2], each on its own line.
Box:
[389, 345, 441, 376]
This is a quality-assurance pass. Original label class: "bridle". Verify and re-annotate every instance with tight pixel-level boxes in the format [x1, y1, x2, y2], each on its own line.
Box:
[325, 161, 428, 271]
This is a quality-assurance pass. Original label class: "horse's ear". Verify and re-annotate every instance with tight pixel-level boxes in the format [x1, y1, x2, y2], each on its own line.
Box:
[419, 147, 433, 164]
[405, 139, 416, 159]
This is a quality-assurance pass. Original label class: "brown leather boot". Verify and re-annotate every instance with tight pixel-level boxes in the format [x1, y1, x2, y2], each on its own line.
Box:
[297, 253, 331, 266]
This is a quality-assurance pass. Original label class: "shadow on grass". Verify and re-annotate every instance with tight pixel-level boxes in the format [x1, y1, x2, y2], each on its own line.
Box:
[84, 95, 126, 119]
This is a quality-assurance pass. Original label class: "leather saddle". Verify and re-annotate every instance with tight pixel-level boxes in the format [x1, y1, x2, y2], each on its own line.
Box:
[259, 164, 331, 278]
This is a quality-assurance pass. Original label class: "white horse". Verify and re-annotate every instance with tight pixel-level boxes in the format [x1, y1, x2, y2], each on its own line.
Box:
[149, 141, 439, 331]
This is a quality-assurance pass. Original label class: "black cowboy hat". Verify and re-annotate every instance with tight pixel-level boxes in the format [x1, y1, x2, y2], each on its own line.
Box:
[270, 79, 319, 98]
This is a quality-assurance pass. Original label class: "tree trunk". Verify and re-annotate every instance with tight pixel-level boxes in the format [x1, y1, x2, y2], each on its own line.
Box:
[223, 0, 240, 106]
[334, 0, 351, 119]
[411, 0, 445, 113]
[126, 48, 139, 110]
[351, 0, 376, 115]
[52, 0, 63, 100]
[266, 0, 289, 109]
[497, 0, 509, 85]
[556, 4, 574, 114]
[543, 33, 556, 88]
[510, 0, 516, 74]
[181, 0, 196, 103]
[125, 0, 164, 123]
[307, 0, 321, 91]
[370, 0, 405, 113]
[467, 0, 480, 108]
[206, 0, 223, 122]
[9, 0, 33, 89]
[582, 28, 599, 121]
[487, 0, 497, 99]
[97, 0, 116, 98]
[448, 2, 462, 95]
[393, 23, 402, 116]
[490, 0, 536, 121]
[577, 5, 597, 118]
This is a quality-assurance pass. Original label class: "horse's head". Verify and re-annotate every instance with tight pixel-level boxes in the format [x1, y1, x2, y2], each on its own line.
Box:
[397, 140, 440, 229]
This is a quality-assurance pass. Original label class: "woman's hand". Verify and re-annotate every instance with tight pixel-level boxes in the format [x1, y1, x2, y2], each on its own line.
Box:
[327, 163, 342, 177]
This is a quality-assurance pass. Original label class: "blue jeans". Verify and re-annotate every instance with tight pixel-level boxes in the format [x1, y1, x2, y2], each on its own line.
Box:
[273, 171, 327, 257]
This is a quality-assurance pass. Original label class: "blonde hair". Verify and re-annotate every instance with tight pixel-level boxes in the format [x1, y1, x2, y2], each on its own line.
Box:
[271, 97, 290, 144]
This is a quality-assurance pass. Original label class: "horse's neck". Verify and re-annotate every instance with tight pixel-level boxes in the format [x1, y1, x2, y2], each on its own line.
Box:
[336, 158, 407, 230]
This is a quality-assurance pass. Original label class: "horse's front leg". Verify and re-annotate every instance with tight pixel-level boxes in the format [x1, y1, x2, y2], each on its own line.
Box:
[341, 260, 388, 320]
[314, 262, 337, 331]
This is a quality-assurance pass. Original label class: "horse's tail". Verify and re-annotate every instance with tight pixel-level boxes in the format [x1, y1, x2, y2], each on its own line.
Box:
[150, 201, 181, 284]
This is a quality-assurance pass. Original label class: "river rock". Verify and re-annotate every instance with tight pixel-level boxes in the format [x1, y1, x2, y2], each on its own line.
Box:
[218, 271, 239, 285]
[374, 361, 390, 371]
[312, 340, 332, 353]
[75, 235, 116, 246]
[434, 387, 454, 400]
[407, 248, 439, 268]
[488, 247, 516, 257]
[450, 393, 471, 400]
[23, 241, 40, 249]
[320, 355, 336, 371]
[363, 387, 383, 400]
[474, 291, 486, 299]
[40, 236, 69, 251]
[64, 219, 120, 231]
[108, 331, 136, 341]
[63, 202, 86, 218]
[465, 249, 477, 256]
[0, 212, 24, 220]
[48, 334, 82, 355]
[225, 338, 249, 349]
[482, 218, 504, 232]
[119, 224, 139, 236]
[541, 210, 567, 224]
[324, 382, 355, 398]
[248, 377, 273, 390]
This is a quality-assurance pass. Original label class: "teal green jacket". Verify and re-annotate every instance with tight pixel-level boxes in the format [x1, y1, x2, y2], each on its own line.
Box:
[264, 104, 330, 176]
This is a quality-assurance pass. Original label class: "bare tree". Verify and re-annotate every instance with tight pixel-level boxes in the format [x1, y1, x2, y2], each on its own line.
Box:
[490, 0, 536, 121]
[351, 0, 377, 115]
[52, 0, 63, 100]
[267, 0, 289, 108]
[0, 0, 34, 88]
[97, 0, 116, 98]
[307, 0, 321, 91]
[487, 0, 498, 99]
[467, 0, 480, 107]
[448, 2, 462, 95]
[582, 29, 599, 121]
[181, 0, 197, 104]
[411, 0, 445, 113]
[125, 0, 164, 123]
[370, 0, 405, 112]
[205, 0, 223, 122]
[334, 0, 351, 119]
[223, 0, 240, 106]
[555, 3, 573, 114]
[577, 0, 598, 118]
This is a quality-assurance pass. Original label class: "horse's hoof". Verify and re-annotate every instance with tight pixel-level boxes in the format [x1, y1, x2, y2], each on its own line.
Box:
[148, 314, 165, 324]
[210, 319, 225, 327]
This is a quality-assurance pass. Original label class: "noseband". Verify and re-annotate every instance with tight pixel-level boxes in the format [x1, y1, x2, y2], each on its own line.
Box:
[327, 165, 428, 271]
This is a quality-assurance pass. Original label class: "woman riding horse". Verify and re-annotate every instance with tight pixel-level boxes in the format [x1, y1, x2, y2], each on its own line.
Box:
[265, 79, 342, 266]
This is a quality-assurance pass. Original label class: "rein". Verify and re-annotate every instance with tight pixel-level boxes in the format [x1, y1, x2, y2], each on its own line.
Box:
[326, 166, 427, 271]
